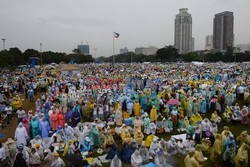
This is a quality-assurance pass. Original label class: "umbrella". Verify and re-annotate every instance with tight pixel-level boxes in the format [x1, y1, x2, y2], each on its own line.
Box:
[167, 99, 180, 105]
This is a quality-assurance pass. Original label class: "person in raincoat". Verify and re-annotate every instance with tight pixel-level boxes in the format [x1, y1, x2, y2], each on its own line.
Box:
[139, 141, 149, 163]
[133, 100, 141, 116]
[186, 123, 195, 140]
[200, 98, 207, 115]
[120, 142, 134, 164]
[88, 123, 101, 147]
[134, 130, 144, 145]
[58, 110, 65, 128]
[110, 155, 122, 167]
[143, 113, 151, 135]
[106, 143, 119, 160]
[121, 130, 132, 144]
[150, 106, 157, 122]
[39, 118, 50, 138]
[184, 149, 201, 167]
[30, 116, 39, 139]
[234, 143, 249, 167]
[115, 108, 123, 126]
[210, 111, 221, 124]
[15, 123, 28, 147]
[210, 134, 222, 162]
[131, 149, 142, 167]
[81, 137, 93, 152]
[163, 117, 173, 133]
[187, 98, 193, 118]
[51, 110, 58, 131]
[71, 108, 80, 127]
[241, 106, 248, 125]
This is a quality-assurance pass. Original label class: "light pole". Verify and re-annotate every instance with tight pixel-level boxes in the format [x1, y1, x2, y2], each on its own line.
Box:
[2, 39, 6, 50]
[40, 43, 43, 65]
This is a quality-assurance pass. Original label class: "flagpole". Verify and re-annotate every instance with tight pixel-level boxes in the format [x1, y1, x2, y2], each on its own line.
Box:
[113, 31, 115, 63]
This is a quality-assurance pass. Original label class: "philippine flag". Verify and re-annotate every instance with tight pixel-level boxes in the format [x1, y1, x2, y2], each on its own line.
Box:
[114, 32, 120, 38]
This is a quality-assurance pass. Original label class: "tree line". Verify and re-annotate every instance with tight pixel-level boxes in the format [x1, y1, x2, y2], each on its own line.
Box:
[0, 48, 95, 68]
[97, 45, 250, 63]
[0, 46, 249, 69]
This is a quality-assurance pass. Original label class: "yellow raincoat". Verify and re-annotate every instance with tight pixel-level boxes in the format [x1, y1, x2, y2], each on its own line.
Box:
[13, 96, 22, 109]
[115, 102, 120, 111]
[210, 134, 222, 161]
[150, 106, 157, 122]
[145, 134, 155, 147]
[133, 101, 141, 116]
[235, 144, 249, 167]
[121, 131, 131, 144]
[134, 131, 144, 145]
[190, 114, 202, 126]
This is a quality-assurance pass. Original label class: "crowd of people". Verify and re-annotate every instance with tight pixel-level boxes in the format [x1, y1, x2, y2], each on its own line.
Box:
[0, 62, 249, 167]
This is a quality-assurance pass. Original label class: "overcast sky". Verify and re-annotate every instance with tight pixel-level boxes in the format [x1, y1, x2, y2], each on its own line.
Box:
[0, 0, 249, 57]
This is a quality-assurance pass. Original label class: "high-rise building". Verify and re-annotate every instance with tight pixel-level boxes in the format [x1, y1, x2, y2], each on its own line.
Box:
[213, 11, 234, 52]
[120, 47, 129, 54]
[174, 8, 192, 54]
[205, 35, 213, 50]
[77, 44, 90, 55]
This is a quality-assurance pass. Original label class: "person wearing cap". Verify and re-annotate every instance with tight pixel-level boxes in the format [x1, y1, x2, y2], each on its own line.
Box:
[5, 138, 16, 165]
[29, 147, 41, 166]
[51, 152, 65, 167]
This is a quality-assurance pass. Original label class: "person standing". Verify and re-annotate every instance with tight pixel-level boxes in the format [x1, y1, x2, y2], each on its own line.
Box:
[5, 104, 12, 125]
[16, 107, 26, 124]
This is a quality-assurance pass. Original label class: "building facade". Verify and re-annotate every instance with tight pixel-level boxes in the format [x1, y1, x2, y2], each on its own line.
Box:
[77, 45, 90, 55]
[236, 43, 250, 52]
[120, 47, 129, 54]
[174, 8, 192, 54]
[213, 11, 234, 52]
[205, 35, 213, 50]
[134, 46, 158, 55]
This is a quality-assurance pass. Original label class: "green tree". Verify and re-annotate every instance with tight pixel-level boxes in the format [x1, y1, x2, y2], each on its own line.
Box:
[155, 45, 179, 62]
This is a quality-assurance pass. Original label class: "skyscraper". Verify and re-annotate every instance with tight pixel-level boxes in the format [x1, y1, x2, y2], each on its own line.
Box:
[174, 8, 192, 54]
[213, 11, 234, 52]
[205, 35, 213, 50]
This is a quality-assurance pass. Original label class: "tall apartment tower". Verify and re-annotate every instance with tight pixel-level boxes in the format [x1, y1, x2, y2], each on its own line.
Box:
[213, 11, 234, 52]
[205, 35, 213, 50]
[174, 8, 192, 54]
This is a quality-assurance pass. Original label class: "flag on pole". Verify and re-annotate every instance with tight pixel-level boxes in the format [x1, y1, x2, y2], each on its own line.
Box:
[114, 32, 120, 38]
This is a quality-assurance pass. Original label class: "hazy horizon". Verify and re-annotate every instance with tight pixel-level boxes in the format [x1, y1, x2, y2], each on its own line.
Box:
[0, 0, 249, 57]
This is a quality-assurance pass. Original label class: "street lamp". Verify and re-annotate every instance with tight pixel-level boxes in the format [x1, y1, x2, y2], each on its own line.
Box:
[2, 39, 6, 50]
